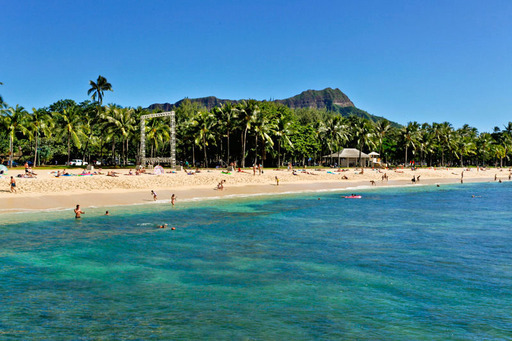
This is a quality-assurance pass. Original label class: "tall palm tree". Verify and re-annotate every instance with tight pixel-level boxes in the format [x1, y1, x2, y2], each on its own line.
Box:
[192, 111, 217, 168]
[500, 132, 512, 167]
[237, 100, 260, 167]
[374, 120, 391, 162]
[3, 105, 29, 167]
[416, 123, 435, 167]
[103, 107, 136, 165]
[145, 117, 170, 160]
[321, 116, 346, 166]
[453, 125, 477, 167]
[59, 105, 84, 165]
[491, 144, 506, 168]
[476, 133, 493, 168]
[216, 102, 238, 164]
[273, 107, 295, 167]
[401, 121, 420, 166]
[251, 110, 276, 166]
[26, 108, 53, 166]
[351, 117, 375, 167]
[88, 75, 113, 106]
[434, 122, 455, 166]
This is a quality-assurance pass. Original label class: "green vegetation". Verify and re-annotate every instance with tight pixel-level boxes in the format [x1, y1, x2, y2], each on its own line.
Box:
[1, 79, 512, 168]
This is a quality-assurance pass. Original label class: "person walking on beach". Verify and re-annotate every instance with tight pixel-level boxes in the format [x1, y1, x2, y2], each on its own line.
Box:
[10, 176, 16, 193]
[171, 194, 176, 206]
[151, 190, 157, 201]
[275, 176, 279, 186]
[74, 205, 85, 219]
[253, 164, 256, 176]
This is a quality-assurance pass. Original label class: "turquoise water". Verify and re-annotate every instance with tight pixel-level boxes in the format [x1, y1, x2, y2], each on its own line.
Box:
[1, 182, 512, 339]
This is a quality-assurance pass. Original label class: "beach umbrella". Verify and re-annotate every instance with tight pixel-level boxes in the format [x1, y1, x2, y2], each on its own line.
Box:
[0, 165, 7, 174]
[154, 165, 164, 175]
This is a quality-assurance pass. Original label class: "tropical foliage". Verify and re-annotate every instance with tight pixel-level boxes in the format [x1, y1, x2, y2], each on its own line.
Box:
[1, 77, 512, 168]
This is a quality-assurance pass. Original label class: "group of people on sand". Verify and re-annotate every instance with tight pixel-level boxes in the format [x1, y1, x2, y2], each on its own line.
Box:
[252, 164, 263, 175]
[411, 175, 421, 184]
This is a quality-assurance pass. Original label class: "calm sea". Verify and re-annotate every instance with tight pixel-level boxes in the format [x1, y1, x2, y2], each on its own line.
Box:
[1, 182, 511, 340]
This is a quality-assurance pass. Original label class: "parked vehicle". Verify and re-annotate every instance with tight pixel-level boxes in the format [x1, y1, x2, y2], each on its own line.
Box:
[68, 159, 88, 166]
[2, 161, 18, 167]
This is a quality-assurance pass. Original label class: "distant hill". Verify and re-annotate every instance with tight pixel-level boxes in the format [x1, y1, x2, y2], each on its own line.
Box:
[147, 88, 399, 126]
[274, 88, 354, 109]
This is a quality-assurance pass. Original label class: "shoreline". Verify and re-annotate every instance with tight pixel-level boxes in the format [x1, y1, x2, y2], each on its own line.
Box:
[0, 171, 499, 215]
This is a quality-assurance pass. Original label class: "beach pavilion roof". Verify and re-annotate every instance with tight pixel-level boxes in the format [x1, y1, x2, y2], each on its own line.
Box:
[368, 152, 380, 156]
[323, 148, 369, 158]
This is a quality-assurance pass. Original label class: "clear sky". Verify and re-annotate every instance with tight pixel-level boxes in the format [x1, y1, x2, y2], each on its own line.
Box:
[1, 0, 511, 132]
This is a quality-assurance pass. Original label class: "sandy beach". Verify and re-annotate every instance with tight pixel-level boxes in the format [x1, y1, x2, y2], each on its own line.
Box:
[1, 166, 509, 214]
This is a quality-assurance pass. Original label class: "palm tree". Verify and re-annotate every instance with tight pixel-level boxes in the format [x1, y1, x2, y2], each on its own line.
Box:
[103, 107, 136, 165]
[216, 102, 238, 164]
[3, 105, 29, 167]
[321, 116, 346, 166]
[145, 117, 170, 160]
[500, 132, 512, 167]
[58, 105, 84, 165]
[88, 75, 113, 106]
[26, 108, 53, 166]
[351, 117, 374, 167]
[251, 110, 276, 166]
[476, 133, 493, 168]
[401, 121, 420, 166]
[273, 107, 295, 167]
[491, 144, 506, 168]
[374, 120, 391, 161]
[453, 125, 477, 167]
[192, 111, 217, 168]
[436, 122, 455, 166]
[237, 100, 260, 168]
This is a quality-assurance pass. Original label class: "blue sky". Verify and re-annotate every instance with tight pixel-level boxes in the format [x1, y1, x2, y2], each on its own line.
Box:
[1, 0, 511, 132]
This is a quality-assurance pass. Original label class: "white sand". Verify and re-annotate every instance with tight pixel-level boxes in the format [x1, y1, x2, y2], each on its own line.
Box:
[0, 166, 508, 214]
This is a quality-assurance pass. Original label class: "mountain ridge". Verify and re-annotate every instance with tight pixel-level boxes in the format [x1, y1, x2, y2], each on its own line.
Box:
[147, 88, 398, 126]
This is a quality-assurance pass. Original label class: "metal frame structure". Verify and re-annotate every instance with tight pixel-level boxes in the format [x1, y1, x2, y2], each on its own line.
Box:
[140, 111, 176, 168]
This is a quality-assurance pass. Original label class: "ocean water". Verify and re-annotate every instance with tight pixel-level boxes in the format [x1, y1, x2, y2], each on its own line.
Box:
[1, 182, 512, 340]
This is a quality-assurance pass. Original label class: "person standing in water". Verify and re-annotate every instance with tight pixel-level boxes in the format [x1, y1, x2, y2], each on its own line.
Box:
[171, 194, 176, 206]
[151, 190, 157, 201]
[74, 205, 85, 219]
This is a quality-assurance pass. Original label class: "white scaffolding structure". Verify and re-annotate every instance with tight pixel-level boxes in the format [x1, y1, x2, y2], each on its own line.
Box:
[140, 111, 176, 168]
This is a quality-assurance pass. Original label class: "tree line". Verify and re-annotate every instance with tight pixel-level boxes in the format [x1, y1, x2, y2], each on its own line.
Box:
[1, 76, 512, 168]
